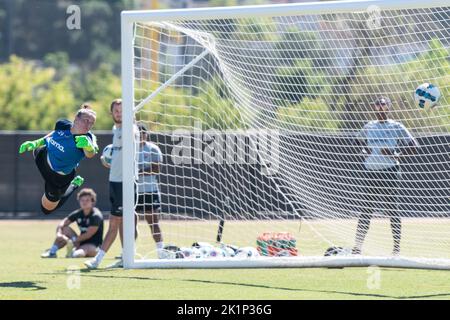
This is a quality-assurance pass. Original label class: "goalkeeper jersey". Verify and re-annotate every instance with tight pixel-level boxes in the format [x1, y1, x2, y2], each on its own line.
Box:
[45, 119, 95, 175]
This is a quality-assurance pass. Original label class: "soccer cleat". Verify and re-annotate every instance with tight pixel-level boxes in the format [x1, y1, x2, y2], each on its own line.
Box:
[65, 240, 74, 258]
[84, 258, 99, 269]
[41, 249, 57, 258]
[71, 176, 84, 187]
[107, 259, 123, 269]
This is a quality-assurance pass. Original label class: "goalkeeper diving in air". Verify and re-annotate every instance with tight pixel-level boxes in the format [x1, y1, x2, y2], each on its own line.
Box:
[18, 104, 98, 215]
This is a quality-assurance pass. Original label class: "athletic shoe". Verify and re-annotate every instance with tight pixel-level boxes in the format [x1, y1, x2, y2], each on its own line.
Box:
[84, 258, 99, 269]
[65, 240, 74, 258]
[114, 253, 122, 259]
[107, 259, 123, 269]
[71, 175, 84, 187]
[41, 249, 57, 258]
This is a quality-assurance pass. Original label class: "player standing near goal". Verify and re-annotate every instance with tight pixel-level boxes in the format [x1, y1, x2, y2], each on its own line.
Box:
[18, 105, 98, 215]
[353, 97, 419, 256]
[41, 188, 104, 258]
[85, 99, 142, 269]
[136, 123, 165, 257]
[85, 99, 125, 269]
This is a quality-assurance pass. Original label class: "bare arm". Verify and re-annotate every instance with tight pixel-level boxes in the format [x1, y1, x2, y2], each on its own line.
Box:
[56, 218, 73, 237]
[74, 226, 99, 244]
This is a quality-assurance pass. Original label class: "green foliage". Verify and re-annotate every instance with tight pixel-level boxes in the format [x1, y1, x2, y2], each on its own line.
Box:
[276, 97, 340, 133]
[340, 39, 450, 132]
[0, 56, 76, 130]
[190, 81, 247, 130]
[233, 19, 278, 42]
[73, 64, 121, 130]
[274, 59, 328, 106]
[274, 27, 319, 65]
[136, 79, 246, 132]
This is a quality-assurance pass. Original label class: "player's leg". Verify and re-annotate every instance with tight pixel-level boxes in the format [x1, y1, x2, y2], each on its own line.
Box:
[353, 213, 372, 254]
[41, 226, 77, 258]
[386, 168, 402, 255]
[53, 175, 84, 210]
[72, 244, 98, 258]
[144, 193, 163, 243]
[33, 146, 62, 213]
[84, 215, 121, 268]
[35, 145, 83, 214]
[137, 193, 163, 257]
[85, 182, 122, 269]
[353, 171, 376, 254]
[116, 191, 138, 259]
[390, 216, 401, 255]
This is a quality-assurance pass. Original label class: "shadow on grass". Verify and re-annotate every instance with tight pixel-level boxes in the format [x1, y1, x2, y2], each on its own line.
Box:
[0, 281, 46, 291]
[39, 270, 450, 299]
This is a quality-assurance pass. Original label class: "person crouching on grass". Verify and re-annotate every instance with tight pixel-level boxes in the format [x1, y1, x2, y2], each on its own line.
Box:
[41, 188, 104, 258]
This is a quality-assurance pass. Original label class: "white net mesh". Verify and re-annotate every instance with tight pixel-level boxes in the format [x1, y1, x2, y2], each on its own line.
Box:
[129, 3, 449, 267]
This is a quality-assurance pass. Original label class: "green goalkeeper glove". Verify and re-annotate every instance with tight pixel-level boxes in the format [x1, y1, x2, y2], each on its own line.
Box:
[75, 135, 99, 153]
[19, 138, 45, 154]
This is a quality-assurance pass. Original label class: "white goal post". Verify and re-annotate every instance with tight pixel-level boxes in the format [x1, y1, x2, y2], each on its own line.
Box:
[121, 0, 450, 269]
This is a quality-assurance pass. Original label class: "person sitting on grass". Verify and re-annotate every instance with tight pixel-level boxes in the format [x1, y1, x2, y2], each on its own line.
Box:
[41, 188, 104, 258]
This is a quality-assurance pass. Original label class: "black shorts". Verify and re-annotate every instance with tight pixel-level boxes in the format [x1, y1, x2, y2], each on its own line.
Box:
[79, 240, 102, 248]
[364, 166, 400, 214]
[34, 146, 75, 202]
[109, 181, 123, 217]
[135, 193, 161, 212]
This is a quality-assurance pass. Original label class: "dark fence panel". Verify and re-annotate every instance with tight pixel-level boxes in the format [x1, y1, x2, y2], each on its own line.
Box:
[0, 131, 448, 219]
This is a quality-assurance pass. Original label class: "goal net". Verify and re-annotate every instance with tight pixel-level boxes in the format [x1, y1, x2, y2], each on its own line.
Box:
[121, 0, 450, 269]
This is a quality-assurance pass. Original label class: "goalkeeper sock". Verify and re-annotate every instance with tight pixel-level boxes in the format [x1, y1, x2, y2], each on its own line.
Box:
[49, 245, 59, 255]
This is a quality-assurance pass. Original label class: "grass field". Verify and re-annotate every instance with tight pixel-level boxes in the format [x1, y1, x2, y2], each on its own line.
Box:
[2, 220, 450, 300]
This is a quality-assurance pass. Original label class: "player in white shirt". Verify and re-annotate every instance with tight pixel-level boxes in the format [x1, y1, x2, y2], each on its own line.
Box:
[85, 99, 137, 269]
[353, 97, 419, 256]
[136, 123, 164, 255]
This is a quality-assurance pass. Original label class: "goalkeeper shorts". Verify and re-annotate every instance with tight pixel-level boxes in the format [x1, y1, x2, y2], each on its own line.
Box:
[34, 146, 75, 202]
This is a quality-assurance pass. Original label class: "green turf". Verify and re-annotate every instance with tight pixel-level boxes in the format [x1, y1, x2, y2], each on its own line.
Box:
[1, 220, 450, 300]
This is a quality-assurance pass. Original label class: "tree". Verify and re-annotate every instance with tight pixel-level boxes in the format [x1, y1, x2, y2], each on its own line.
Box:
[0, 56, 75, 130]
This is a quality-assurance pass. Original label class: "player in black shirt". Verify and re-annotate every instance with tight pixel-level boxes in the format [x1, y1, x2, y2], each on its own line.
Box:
[41, 188, 104, 258]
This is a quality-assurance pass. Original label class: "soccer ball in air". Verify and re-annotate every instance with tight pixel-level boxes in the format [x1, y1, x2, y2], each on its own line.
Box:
[414, 83, 441, 109]
[101, 144, 113, 165]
